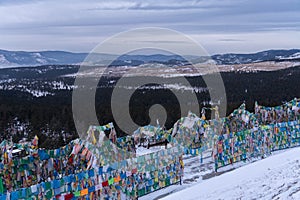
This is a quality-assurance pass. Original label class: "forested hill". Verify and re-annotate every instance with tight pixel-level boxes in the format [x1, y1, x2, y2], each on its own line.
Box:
[0, 64, 299, 148]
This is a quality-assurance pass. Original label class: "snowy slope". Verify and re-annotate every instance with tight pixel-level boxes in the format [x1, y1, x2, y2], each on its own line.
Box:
[276, 52, 300, 60]
[162, 147, 300, 200]
[0, 54, 11, 67]
[140, 149, 275, 200]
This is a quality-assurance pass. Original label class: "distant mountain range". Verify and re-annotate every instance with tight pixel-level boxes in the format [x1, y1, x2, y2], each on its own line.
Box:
[0, 49, 300, 68]
[212, 49, 300, 65]
[0, 49, 87, 68]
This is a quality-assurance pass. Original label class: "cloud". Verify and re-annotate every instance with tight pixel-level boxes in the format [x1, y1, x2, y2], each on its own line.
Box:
[0, 0, 299, 53]
[85, 0, 235, 11]
[218, 39, 245, 42]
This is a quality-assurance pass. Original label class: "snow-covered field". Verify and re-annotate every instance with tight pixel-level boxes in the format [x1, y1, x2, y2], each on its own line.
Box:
[67, 61, 300, 78]
[161, 147, 300, 200]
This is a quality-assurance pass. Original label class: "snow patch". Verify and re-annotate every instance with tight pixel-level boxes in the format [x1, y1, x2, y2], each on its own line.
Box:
[0, 54, 11, 65]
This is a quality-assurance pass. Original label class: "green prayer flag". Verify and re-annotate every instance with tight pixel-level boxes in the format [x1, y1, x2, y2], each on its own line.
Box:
[45, 182, 51, 190]
[74, 191, 81, 197]
[108, 177, 114, 185]
[0, 177, 4, 194]
[45, 190, 53, 199]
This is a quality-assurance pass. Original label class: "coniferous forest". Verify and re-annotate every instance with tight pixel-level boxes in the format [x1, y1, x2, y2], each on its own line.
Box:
[0, 65, 299, 148]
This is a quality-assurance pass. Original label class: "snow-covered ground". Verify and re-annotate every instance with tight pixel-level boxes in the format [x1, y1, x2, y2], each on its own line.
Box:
[136, 146, 167, 156]
[0, 79, 75, 97]
[67, 61, 300, 78]
[140, 150, 215, 200]
[140, 148, 264, 200]
[161, 147, 300, 200]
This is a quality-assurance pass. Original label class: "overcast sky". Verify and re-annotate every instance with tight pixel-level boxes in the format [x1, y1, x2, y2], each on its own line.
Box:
[0, 0, 299, 54]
